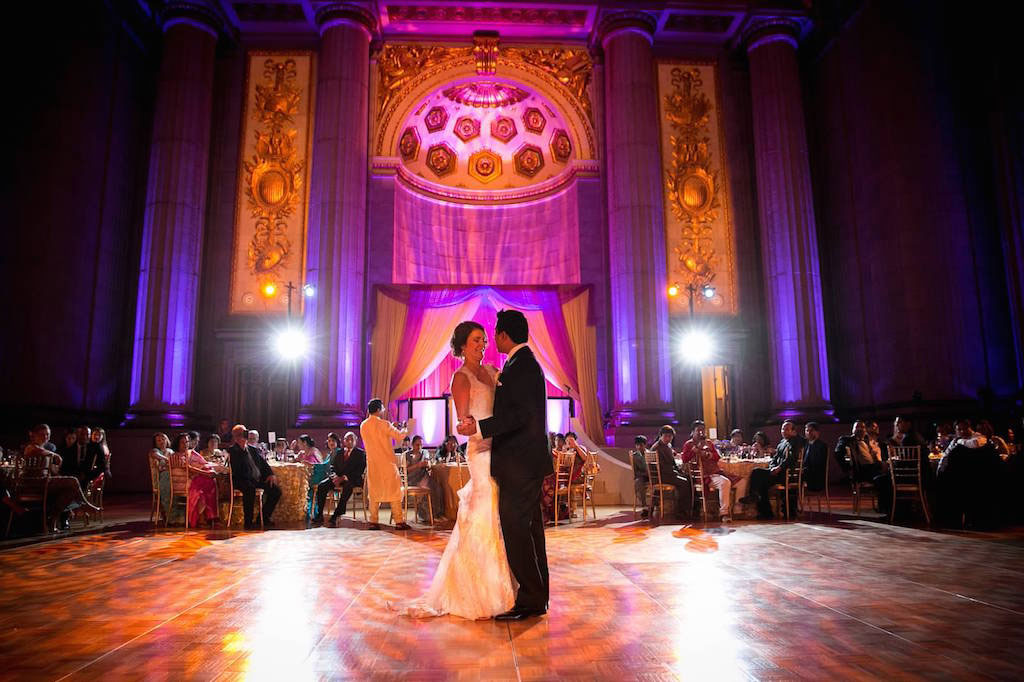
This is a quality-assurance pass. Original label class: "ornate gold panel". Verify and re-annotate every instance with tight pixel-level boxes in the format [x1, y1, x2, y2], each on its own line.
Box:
[230, 52, 315, 314]
[657, 62, 737, 315]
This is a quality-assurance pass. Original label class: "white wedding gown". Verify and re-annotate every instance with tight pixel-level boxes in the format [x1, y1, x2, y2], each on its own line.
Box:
[389, 364, 516, 619]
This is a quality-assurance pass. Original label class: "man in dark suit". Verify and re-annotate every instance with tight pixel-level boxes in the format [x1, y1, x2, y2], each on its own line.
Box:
[653, 425, 691, 519]
[459, 310, 552, 621]
[62, 425, 104, 487]
[227, 424, 282, 529]
[743, 420, 803, 519]
[802, 422, 831, 492]
[314, 431, 366, 527]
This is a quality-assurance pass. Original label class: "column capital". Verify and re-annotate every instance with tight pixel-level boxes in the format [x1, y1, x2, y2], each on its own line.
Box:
[597, 10, 657, 49]
[315, 2, 377, 40]
[158, 0, 224, 39]
[742, 17, 805, 54]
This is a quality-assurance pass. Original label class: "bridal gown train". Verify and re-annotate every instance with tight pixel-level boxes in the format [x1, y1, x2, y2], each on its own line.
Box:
[390, 364, 516, 619]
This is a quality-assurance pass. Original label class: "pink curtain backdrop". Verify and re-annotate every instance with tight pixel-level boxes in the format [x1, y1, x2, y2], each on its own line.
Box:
[392, 181, 581, 285]
[371, 286, 602, 442]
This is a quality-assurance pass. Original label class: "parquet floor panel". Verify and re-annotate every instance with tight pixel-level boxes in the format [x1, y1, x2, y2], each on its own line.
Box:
[1, 506, 1021, 680]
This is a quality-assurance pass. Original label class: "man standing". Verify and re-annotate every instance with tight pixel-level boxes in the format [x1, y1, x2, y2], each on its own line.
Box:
[459, 310, 552, 621]
[360, 399, 410, 530]
[802, 422, 831, 492]
[227, 424, 282, 529]
[314, 431, 365, 528]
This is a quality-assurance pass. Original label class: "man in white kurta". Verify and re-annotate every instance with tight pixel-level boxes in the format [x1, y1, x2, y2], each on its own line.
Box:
[359, 399, 409, 529]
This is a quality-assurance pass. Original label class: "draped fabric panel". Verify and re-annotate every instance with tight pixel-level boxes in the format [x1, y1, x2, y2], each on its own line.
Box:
[562, 290, 605, 443]
[369, 290, 408, 407]
[389, 294, 481, 402]
[393, 182, 581, 285]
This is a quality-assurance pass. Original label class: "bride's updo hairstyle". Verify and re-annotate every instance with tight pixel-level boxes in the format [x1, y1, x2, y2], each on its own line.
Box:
[450, 320, 485, 358]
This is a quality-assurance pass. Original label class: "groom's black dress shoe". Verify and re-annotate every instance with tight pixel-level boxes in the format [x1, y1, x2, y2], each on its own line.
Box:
[495, 606, 547, 621]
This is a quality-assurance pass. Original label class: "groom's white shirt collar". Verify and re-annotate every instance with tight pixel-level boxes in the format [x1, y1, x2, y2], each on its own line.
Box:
[506, 342, 528, 362]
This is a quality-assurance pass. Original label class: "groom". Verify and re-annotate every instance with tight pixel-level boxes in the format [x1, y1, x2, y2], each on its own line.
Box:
[458, 309, 553, 620]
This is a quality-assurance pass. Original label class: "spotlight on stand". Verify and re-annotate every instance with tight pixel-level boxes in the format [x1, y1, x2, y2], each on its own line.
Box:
[667, 283, 680, 298]
[701, 284, 716, 299]
[679, 329, 714, 365]
[302, 283, 316, 298]
[262, 282, 277, 298]
[272, 327, 308, 361]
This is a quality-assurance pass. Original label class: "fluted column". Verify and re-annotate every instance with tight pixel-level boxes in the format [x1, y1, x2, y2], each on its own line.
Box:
[128, 3, 219, 422]
[600, 12, 675, 437]
[299, 3, 376, 426]
[746, 19, 833, 418]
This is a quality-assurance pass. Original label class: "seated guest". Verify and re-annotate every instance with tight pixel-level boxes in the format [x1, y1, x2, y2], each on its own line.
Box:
[247, 429, 268, 455]
[187, 430, 201, 453]
[751, 431, 771, 458]
[200, 434, 225, 462]
[866, 421, 889, 463]
[836, 420, 891, 512]
[631, 435, 650, 519]
[936, 419, 1001, 527]
[314, 432, 365, 527]
[891, 416, 932, 479]
[743, 421, 802, 519]
[395, 435, 411, 453]
[296, 434, 323, 464]
[59, 430, 77, 458]
[227, 424, 282, 529]
[272, 438, 290, 460]
[438, 435, 461, 463]
[681, 420, 742, 523]
[934, 422, 955, 452]
[802, 422, 831, 492]
[149, 433, 176, 523]
[405, 435, 444, 523]
[653, 425, 692, 519]
[88, 427, 112, 481]
[977, 420, 1010, 457]
[541, 431, 590, 522]
[62, 425, 102, 486]
[175, 433, 222, 527]
[719, 429, 745, 454]
[23, 424, 98, 530]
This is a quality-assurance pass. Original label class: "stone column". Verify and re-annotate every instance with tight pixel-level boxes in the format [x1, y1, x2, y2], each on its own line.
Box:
[298, 3, 376, 426]
[745, 18, 834, 419]
[600, 12, 675, 441]
[128, 3, 219, 424]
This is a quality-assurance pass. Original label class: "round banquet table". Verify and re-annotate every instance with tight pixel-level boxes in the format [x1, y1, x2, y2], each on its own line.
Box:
[220, 460, 311, 527]
[433, 463, 471, 521]
[717, 457, 772, 519]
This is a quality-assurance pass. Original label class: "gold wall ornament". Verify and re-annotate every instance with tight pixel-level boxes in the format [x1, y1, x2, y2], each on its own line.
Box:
[657, 62, 737, 315]
[512, 47, 593, 125]
[373, 40, 596, 159]
[230, 53, 315, 314]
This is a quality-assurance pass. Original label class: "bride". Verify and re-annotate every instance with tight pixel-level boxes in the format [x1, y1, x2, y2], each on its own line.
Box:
[389, 320, 516, 619]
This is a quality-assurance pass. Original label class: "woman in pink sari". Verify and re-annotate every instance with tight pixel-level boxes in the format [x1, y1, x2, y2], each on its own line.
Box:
[176, 433, 221, 526]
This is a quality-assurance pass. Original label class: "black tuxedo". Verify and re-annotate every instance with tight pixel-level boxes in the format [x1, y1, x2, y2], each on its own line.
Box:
[62, 442, 105, 485]
[748, 436, 804, 518]
[227, 442, 281, 526]
[479, 345, 551, 611]
[315, 446, 366, 521]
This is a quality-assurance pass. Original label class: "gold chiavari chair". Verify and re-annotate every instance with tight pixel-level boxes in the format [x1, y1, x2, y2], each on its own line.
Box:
[644, 450, 680, 523]
[569, 451, 599, 524]
[4, 453, 51, 537]
[845, 446, 877, 515]
[167, 453, 191, 530]
[888, 445, 931, 525]
[224, 459, 263, 530]
[148, 452, 165, 525]
[400, 452, 434, 526]
[551, 451, 574, 525]
[770, 457, 803, 520]
[801, 447, 831, 518]
[688, 456, 710, 523]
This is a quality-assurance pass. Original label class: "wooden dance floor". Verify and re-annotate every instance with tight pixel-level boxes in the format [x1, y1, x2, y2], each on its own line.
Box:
[2, 503, 1022, 680]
